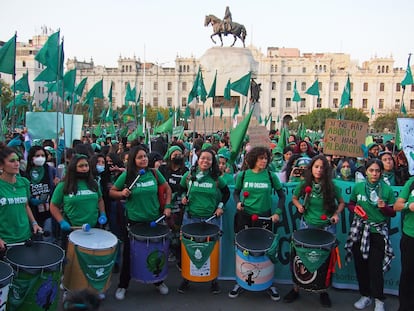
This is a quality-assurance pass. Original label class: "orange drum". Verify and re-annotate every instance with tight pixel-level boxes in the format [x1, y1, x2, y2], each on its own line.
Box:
[181, 223, 220, 282]
[63, 228, 118, 294]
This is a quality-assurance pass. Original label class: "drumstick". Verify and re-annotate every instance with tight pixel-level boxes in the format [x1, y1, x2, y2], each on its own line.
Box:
[185, 168, 197, 201]
[128, 169, 146, 190]
[251, 214, 271, 221]
[204, 214, 217, 223]
[70, 223, 91, 232]
[302, 186, 312, 209]
[150, 215, 166, 227]
[7, 239, 33, 247]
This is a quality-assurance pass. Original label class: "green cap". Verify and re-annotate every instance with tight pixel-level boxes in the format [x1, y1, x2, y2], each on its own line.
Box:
[217, 148, 231, 160]
[164, 145, 182, 160]
[202, 142, 212, 150]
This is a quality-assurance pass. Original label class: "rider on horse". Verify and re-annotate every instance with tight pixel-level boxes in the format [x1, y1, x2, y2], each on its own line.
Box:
[223, 6, 232, 35]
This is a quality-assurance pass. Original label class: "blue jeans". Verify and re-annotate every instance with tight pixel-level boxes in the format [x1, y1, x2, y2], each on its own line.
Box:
[300, 217, 337, 235]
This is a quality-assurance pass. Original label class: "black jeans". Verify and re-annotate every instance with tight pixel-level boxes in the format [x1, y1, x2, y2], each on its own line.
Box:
[351, 233, 385, 300]
[398, 233, 414, 311]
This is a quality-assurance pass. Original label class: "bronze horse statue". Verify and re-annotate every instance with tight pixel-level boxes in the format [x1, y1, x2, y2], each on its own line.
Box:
[204, 14, 247, 48]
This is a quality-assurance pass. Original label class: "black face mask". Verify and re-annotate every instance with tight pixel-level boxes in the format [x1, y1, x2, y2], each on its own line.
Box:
[76, 172, 89, 179]
[172, 157, 184, 165]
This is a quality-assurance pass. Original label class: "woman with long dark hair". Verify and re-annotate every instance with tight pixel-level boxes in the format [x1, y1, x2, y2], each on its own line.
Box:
[110, 145, 172, 300]
[284, 154, 345, 307]
[177, 148, 230, 294]
[344, 158, 396, 311]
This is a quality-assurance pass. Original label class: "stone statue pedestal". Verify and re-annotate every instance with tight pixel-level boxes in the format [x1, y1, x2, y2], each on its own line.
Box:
[199, 47, 258, 90]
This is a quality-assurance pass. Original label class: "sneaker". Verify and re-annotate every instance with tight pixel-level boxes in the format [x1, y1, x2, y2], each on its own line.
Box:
[98, 293, 106, 300]
[156, 282, 169, 295]
[320, 292, 332, 308]
[267, 286, 281, 301]
[228, 284, 243, 298]
[283, 289, 299, 303]
[354, 296, 372, 309]
[177, 279, 190, 294]
[210, 280, 221, 294]
[374, 298, 385, 311]
[115, 288, 127, 300]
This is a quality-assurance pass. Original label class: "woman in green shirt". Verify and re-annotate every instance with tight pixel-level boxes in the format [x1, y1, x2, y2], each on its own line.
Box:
[284, 154, 345, 307]
[344, 158, 396, 311]
[0, 145, 42, 251]
[110, 145, 172, 300]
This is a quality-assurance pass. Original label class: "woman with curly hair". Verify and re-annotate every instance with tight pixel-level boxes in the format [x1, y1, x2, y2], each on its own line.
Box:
[284, 154, 345, 307]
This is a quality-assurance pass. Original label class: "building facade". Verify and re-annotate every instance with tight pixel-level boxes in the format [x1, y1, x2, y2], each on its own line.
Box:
[1, 31, 413, 131]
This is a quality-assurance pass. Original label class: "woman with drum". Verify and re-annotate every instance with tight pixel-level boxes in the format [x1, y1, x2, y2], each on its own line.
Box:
[177, 147, 230, 294]
[283, 154, 345, 307]
[344, 158, 395, 311]
[394, 176, 414, 311]
[109, 145, 172, 300]
[0, 144, 43, 253]
[228, 146, 286, 301]
[50, 154, 107, 247]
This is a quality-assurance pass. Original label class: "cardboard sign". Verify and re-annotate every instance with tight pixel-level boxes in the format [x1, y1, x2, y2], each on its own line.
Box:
[323, 119, 368, 157]
[248, 126, 271, 148]
[397, 118, 414, 175]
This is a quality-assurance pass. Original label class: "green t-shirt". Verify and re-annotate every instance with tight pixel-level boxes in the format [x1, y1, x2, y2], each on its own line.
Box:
[294, 180, 343, 227]
[234, 169, 283, 216]
[114, 169, 166, 222]
[180, 170, 227, 217]
[350, 181, 396, 232]
[222, 173, 235, 186]
[0, 176, 32, 243]
[397, 177, 414, 237]
[51, 180, 102, 227]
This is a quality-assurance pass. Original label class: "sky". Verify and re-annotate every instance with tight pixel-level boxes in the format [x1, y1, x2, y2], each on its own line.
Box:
[1, 0, 413, 69]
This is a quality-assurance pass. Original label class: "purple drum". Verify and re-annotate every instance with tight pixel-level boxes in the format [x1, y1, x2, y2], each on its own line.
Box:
[129, 223, 170, 283]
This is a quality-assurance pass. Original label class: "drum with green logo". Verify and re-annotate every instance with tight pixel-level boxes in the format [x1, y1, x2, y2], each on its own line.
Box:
[291, 228, 336, 292]
[6, 242, 64, 311]
[63, 229, 118, 294]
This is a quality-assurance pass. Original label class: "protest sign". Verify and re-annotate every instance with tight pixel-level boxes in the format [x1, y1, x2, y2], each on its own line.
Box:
[248, 125, 271, 148]
[397, 118, 414, 175]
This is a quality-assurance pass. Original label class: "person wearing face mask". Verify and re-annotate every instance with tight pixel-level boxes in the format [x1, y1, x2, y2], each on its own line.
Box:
[50, 154, 107, 249]
[24, 146, 59, 241]
[335, 158, 355, 181]
[159, 145, 189, 268]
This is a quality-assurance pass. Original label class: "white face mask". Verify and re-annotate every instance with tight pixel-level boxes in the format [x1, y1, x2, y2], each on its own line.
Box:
[33, 156, 46, 167]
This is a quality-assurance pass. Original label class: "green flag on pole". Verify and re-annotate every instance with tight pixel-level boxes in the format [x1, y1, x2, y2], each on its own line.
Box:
[75, 77, 87, 97]
[232, 103, 239, 119]
[12, 70, 30, 93]
[371, 106, 375, 116]
[83, 79, 104, 106]
[230, 72, 251, 96]
[188, 67, 207, 103]
[0, 34, 16, 74]
[305, 79, 320, 98]
[340, 75, 351, 108]
[292, 80, 301, 102]
[63, 69, 76, 95]
[401, 54, 413, 88]
[230, 107, 254, 163]
[224, 79, 231, 101]
[401, 101, 407, 115]
[207, 71, 217, 98]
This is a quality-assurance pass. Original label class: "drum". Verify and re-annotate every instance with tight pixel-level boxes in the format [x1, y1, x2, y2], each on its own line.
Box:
[235, 227, 275, 291]
[291, 228, 336, 292]
[181, 223, 220, 282]
[63, 229, 118, 293]
[0, 261, 13, 311]
[129, 223, 170, 284]
[6, 242, 64, 311]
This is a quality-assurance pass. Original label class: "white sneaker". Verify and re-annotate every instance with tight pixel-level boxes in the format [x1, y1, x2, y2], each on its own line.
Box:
[354, 296, 372, 309]
[374, 298, 385, 311]
[115, 288, 126, 300]
[156, 282, 169, 295]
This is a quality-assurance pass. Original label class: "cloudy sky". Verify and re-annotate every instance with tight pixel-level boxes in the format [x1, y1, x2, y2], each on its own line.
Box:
[1, 0, 412, 68]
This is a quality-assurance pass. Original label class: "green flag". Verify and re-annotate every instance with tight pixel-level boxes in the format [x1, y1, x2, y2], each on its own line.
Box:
[63, 69, 76, 95]
[12, 70, 30, 93]
[83, 79, 104, 106]
[230, 107, 254, 163]
[340, 75, 351, 108]
[93, 121, 103, 137]
[395, 122, 402, 150]
[6, 93, 27, 108]
[232, 103, 239, 118]
[0, 34, 16, 74]
[188, 67, 207, 103]
[292, 80, 301, 102]
[125, 82, 135, 104]
[40, 98, 49, 111]
[209, 107, 213, 117]
[156, 111, 164, 122]
[278, 127, 289, 151]
[305, 79, 320, 98]
[224, 79, 231, 101]
[75, 77, 87, 97]
[196, 108, 201, 116]
[371, 106, 375, 116]
[184, 106, 191, 119]
[230, 72, 251, 96]
[207, 71, 217, 98]
[154, 117, 173, 134]
[34, 32, 64, 82]
[259, 115, 263, 124]
[242, 102, 247, 115]
[401, 54, 413, 88]
[401, 101, 407, 115]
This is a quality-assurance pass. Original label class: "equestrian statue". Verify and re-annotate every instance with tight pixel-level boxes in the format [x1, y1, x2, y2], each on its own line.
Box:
[204, 6, 247, 48]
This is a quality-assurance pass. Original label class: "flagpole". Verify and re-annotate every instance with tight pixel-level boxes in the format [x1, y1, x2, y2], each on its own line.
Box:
[11, 34, 17, 132]
[142, 45, 146, 134]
